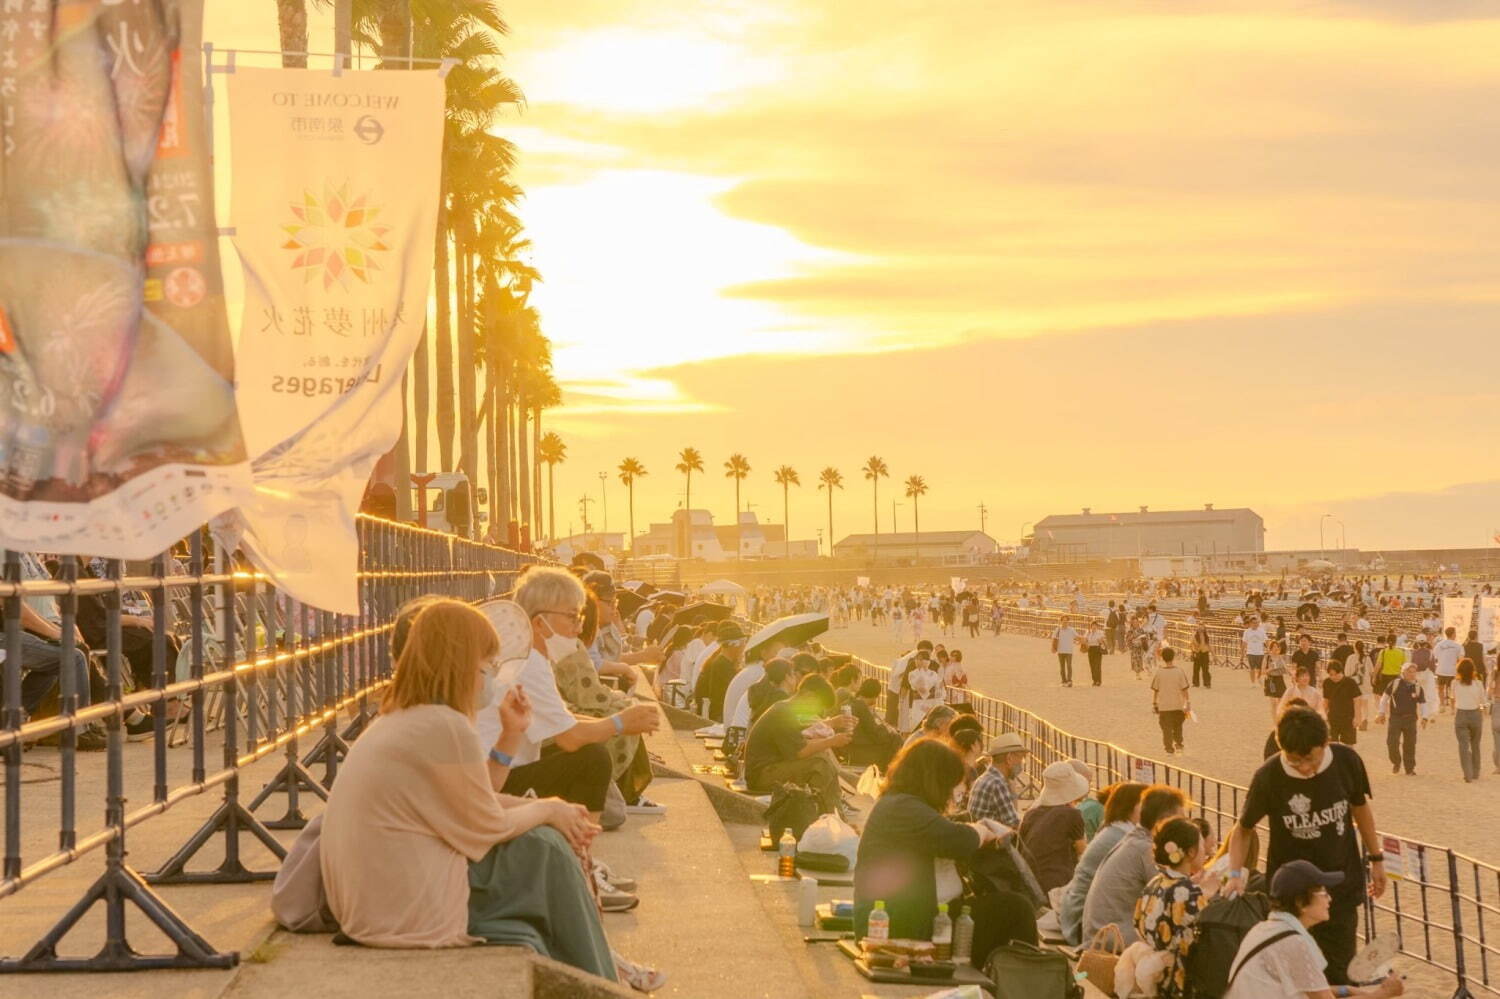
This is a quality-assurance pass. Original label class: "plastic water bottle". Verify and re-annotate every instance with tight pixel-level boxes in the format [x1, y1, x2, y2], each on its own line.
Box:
[952, 905, 975, 963]
[867, 900, 890, 942]
[798, 876, 818, 927]
[931, 902, 953, 960]
[778, 830, 797, 878]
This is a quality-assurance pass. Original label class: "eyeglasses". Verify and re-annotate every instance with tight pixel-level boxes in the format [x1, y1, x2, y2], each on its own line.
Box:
[538, 608, 585, 626]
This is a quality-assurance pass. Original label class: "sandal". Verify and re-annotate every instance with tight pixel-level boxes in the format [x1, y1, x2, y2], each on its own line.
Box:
[613, 952, 667, 993]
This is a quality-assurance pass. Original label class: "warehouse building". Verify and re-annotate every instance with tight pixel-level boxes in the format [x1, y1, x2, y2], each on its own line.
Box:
[1030, 505, 1264, 560]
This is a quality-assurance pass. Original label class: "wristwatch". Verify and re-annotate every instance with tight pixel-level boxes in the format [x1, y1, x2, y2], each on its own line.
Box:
[1366, 852, 1385, 864]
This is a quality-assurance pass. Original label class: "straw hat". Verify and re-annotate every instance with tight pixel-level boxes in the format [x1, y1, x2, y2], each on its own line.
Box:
[987, 732, 1025, 756]
[1036, 760, 1091, 807]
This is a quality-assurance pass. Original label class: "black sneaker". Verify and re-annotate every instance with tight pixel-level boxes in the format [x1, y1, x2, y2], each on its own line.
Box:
[76, 726, 108, 752]
[125, 711, 156, 742]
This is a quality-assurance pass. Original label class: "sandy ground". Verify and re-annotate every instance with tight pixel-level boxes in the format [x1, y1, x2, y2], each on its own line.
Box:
[822, 621, 1495, 997]
[821, 620, 1498, 866]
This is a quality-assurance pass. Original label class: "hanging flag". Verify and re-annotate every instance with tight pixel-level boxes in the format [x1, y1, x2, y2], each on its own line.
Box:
[0, 0, 249, 557]
[222, 66, 445, 613]
[1477, 597, 1500, 645]
[1441, 595, 1473, 643]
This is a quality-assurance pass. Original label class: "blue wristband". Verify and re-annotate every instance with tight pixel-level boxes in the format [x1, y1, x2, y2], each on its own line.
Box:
[489, 748, 514, 767]
[612, 714, 625, 734]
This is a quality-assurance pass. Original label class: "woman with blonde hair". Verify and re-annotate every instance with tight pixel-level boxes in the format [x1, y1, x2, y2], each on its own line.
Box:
[320, 598, 655, 988]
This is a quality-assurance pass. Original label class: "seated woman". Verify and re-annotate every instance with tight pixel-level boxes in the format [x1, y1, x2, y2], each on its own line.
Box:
[1225, 861, 1404, 999]
[1058, 782, 1146, 946]
[1017, 761, 1089, 894]
[854, 740, 1037, 968]
[320, 598, 651, 985]
[1132, 817, 1217, 999]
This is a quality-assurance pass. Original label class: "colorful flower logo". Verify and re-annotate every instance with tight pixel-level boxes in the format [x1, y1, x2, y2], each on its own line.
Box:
[281, 181, 390, 291]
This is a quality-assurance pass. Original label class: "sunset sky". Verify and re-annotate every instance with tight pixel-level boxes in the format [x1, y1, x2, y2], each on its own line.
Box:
[211, 2, 1500, 551]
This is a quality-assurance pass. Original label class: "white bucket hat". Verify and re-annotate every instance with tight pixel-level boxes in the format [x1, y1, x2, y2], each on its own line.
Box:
[1036, 760, 1090, 807]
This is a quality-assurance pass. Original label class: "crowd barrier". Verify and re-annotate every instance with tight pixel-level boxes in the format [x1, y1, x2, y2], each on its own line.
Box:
[0, 516, 545, 972]
[837, 647, 1491, 998]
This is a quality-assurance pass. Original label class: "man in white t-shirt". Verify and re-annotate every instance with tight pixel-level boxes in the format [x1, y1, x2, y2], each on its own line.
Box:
[1433, 626, 1464, 711]
[1051, 617, 1078, 687]
[478, 569, 661, 822]
[1242, 616, 1269, 678]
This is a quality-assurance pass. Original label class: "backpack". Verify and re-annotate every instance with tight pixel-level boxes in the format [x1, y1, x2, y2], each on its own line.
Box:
[1182, 891, 1270, 998]
[985, 941, 1082, 999]
[764, 783, 821, 842]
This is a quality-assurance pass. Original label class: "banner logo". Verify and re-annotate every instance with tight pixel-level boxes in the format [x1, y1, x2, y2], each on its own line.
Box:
[354, 114, 385, 145]
[282, 181, 391, 290]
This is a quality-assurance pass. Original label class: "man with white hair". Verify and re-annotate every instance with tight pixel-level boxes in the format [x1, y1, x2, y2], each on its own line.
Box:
[478, 568, 661, 821]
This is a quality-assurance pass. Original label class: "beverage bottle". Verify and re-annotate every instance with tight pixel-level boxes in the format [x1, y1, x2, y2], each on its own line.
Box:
[797, 876, 818, 927]
[778, 830, 797, 878]
[952, 905, 975, 963]
[867, 900, 890, 942]
[931, 903, 952, 960]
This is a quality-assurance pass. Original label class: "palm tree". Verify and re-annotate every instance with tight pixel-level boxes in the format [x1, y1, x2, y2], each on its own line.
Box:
[723, 453, 751, 558]
[275, 0, 308, 68]
[904, 474, 928, 561]
[773, 465, 800, 558]
[674, 448, 704, 555]
[618, 458, 647, 552]
[817, 467, 843, 558]
[861, 456, 889, 560]
[537, 432, 566, 543]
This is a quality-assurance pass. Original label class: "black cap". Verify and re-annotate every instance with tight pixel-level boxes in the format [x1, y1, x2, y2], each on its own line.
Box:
[1270, 860, 1344, 898]
[917, 640, 934, 651]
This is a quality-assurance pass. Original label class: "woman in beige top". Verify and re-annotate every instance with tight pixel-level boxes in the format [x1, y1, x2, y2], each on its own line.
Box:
[319, 599, 616, 981]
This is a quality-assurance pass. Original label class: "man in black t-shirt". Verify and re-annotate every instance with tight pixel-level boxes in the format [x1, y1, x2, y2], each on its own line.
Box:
[1321, 660, 1360, 745]
[744, 674, 854, 814]
[1223, 707, 1386, 986]
[1290, 634, 1322, 686]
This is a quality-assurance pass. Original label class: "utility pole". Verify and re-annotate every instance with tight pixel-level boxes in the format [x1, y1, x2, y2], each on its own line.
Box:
[334, 0, 352, 67]
[892, 500, 901, 535]
[578, 494, 594, 536]
[598, 471, 608, 536]
[978, 501, 988, 536]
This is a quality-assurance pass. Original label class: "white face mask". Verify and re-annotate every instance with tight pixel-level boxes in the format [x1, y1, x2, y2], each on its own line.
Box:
[536, 615, 578, 663]
[478, 668, 503, 708]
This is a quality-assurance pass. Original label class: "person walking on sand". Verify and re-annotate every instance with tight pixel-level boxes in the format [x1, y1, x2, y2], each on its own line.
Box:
[1452, 658, 1489, 783]
[1377, 663, 1424, 776]
[1151, 647, 1190, 754]
[1052, 615, 1078, 688]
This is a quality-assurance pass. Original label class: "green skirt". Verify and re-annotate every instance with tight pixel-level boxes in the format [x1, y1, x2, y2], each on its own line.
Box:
[467, 826, 617, 984]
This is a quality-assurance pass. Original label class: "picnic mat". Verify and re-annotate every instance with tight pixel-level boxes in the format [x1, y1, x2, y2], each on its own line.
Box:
[835, 939, 992, 989]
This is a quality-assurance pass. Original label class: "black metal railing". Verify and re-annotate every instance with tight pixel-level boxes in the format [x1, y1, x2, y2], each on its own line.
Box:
[0, 516, 544, 972]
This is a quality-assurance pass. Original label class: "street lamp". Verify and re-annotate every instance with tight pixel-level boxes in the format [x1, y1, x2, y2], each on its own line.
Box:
[1335, 519, 1346, 550]
[1320, 513, 1333, 556]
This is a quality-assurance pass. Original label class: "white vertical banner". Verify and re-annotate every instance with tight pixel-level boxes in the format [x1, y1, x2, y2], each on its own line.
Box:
[1442, 595, 1473, 642]
[1478, 597, 1500, 646]
[225, 67, 445, 612]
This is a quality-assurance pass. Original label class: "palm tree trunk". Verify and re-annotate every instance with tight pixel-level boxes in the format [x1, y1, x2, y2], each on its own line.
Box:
[480, 376, 496, 532]
[456, 237, 478, 486]
[433, 204, 455, 471]
[734, 480, 741, 559]
[276, 0, 308, 68]
[782, 484, 790, 559]
[914, 499, 920, 560]
[547, 462, 556, 542]
[627, 482, 636, 552]
[532, 407, 543, 535]
[827, 490, 834, 558]
[517, 406, 532, 534]
[496, 383, 511, 536]
[507, 400, 519, 528]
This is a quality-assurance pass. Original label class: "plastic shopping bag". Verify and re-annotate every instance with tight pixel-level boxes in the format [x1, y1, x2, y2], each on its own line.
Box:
[856, 764, 883, 798]
[798, 812, 860, 869]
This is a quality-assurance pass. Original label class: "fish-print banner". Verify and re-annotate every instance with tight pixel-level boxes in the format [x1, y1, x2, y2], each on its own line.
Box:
[0, 0, 250, 556]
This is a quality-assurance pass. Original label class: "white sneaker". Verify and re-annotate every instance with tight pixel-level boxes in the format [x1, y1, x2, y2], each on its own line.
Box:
[614, 952, 667, 992]
[625, 797, 667, 815]
[592, 858, 637, 892]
